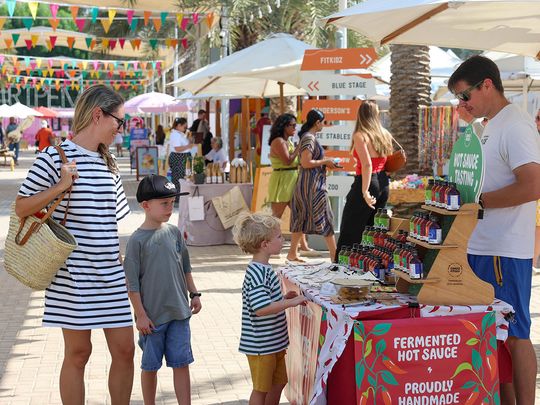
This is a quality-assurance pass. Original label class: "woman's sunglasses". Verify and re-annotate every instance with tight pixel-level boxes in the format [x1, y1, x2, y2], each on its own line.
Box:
[455, 80, 484, 102]
[101, 108, 125, 130]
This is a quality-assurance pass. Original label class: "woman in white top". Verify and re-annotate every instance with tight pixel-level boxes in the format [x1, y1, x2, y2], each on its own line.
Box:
[168, 117, 194, 204]
[204, 137, 228, 170]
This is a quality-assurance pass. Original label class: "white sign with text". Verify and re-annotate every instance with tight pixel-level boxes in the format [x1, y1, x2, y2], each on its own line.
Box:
[301, 72, 377, 96]
[315, 123, 355, 147]
[326, 175, 354, 197]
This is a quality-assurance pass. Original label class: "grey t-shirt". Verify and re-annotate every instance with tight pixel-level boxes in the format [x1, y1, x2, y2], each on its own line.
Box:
[124, 223, 192, 326]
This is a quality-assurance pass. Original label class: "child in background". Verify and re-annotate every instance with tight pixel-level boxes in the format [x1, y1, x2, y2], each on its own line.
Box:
[233, 213, 307, 405]
[124, 175, 201, 405]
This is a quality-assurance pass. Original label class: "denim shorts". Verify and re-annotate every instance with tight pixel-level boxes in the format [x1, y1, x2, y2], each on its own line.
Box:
[138, 318, 194, 371]
[468, 254, 532, 339]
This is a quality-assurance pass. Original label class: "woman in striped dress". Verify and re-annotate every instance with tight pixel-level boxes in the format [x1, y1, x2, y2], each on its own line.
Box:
[15, 85, 134, 404]
[289, 109, 338, 262]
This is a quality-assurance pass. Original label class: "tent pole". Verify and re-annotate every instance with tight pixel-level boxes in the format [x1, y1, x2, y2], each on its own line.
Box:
[279, 82, 284, 114]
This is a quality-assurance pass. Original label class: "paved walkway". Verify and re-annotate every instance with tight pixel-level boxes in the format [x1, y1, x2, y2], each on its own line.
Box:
[0, 149, 538, 404]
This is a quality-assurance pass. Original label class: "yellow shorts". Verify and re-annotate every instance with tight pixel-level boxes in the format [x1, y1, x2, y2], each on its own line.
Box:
[246, 350, 288, 393]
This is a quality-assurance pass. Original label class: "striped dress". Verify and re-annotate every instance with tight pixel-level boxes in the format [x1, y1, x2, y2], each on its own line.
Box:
[18, 140, 132, 330]
[239, 262, 289, 355]
[290, 133, 334, 236]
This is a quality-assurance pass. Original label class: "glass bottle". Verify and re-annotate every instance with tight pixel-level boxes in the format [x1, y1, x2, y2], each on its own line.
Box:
[425, 178, 434, 206]
[428, 214, 443, 245]
[447, 182, 461, 211]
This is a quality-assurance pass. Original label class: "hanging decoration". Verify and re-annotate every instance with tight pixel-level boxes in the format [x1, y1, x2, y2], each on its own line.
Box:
[27, 2, 39, 20]
[48, 18, 59, 31]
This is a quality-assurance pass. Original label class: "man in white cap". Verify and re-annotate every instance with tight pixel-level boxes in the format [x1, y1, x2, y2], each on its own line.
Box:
[35, 119, 55, 152]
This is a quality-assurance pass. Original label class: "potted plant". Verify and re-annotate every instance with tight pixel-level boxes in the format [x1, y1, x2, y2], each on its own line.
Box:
[192, 156, 206, 184]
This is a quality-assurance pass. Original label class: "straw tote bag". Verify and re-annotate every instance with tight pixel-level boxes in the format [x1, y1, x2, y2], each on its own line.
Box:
[4, 146, 77, 290]
[384, 136, 407, 173]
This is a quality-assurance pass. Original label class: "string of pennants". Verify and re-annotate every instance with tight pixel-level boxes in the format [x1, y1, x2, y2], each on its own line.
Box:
[1, 2, 216, 33]
[0, 54, 164, 72]
[1, 32, 191, 51]
[2, 73, 148, 92]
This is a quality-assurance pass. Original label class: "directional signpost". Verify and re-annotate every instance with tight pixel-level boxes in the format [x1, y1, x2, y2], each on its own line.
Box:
[301, 72, 376, 97]
[302, 99, 362, 121]
[301, 48, 378, 70]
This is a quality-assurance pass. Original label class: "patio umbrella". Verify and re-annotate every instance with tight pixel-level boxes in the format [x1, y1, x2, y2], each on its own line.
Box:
[34, 106, 58, 118]
[124, 92, 190, 114]
[169, 33, 312, 98]
[324, 0, 540, 58]
[0, 104, 12, 117]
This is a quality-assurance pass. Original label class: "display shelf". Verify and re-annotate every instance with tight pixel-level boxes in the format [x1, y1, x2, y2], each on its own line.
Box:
[393, 269, 440, 284]
[420, 204, 477, 216]
[406, 237, 458, 249]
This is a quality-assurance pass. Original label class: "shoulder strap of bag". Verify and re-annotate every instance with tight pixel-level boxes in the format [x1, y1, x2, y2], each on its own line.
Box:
[390, 135, 405, 152]
[15, 146, 72, 246]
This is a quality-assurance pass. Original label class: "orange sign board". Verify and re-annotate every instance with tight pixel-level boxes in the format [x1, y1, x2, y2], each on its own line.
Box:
[325, 150, 356, 173]
[301, 48, 377, 70]
[302, 99, 362, 121]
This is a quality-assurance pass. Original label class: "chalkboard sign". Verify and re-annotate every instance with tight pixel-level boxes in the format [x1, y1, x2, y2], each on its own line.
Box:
[136, 146, 159, 180]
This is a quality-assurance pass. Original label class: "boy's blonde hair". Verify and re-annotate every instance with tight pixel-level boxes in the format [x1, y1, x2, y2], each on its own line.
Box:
[233, 213, 281, 254]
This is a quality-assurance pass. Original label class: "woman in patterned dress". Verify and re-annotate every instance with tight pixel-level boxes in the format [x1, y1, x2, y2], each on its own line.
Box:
[288, 109, 338, 262]
[16, 85, 134, 404]
[168, 117, 194, 205]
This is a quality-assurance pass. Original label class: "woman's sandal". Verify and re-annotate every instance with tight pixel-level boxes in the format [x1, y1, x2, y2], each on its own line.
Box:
[286, 256, 307, 263]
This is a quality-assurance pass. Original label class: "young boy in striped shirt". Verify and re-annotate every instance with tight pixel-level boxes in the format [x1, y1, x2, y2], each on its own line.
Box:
[233, 213, 307, 405]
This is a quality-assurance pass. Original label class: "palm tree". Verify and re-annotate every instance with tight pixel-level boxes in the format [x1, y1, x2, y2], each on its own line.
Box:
[389, 44, 431, 171]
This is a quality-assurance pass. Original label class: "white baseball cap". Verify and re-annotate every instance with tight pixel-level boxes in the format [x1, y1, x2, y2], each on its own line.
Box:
[41, 120, 48, 128]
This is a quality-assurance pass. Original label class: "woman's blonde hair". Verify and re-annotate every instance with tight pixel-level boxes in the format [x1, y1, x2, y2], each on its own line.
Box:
[72, 84, 124, 173]
[351, 100, 393, 157]
[233, 213, 280, 254]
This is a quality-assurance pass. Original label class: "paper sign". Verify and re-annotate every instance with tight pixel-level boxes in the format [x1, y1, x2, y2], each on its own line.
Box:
[301, 48, 377, 70]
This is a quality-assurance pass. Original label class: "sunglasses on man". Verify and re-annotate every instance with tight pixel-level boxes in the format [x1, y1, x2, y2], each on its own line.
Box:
[101, 108, 125, 131]
[455, 80, 484, 102]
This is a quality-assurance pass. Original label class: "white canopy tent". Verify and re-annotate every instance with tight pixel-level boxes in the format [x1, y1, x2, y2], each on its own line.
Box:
[170, 33, 312, 98]
[7, 102, 44, 119]
[324, 0, 540, 58]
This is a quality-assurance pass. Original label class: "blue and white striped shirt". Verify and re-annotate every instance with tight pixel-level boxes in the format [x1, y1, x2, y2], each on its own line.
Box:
[18, 140, 131, 329]
[239, 261, 289, 355]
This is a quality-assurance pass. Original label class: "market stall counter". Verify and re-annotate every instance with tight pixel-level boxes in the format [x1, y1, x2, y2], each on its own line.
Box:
[177, 180, 253, 246]
[277, 263, 513, 405]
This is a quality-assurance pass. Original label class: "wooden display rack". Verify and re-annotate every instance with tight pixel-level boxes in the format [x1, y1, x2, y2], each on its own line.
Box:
[394, 203, 494, 305]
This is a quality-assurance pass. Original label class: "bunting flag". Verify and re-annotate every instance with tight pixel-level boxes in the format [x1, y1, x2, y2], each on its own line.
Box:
[24, 57, 30, 67]
[165, 38, 171, 47]
[141, 61, 147, 70]
[130, 39, 142, 50]
[101, 18, 112, 34]
[35, 58, 42, 68]
[49, 18, 59, 31]
[133, 61, 138, 70]
[143, 11, 151, 26]
[93, 61, 99, 70]
[28, 2, 39, 20]
[176, 13, 183, 26]
[102, 38, 110, 49]
[22, 17, 34, 30]
[70, 6, 79, 22]
[108, 9, 116, 24]
[193, 13, 199, 25]
[45, 39, 52, 51]
[11, 33, 19, 46]
[118, 38, 125, 49]
[69, 70, 77, 78]
[160, 12, 168, 25]
[47, 59, 53, 68]
[130, 17, 138, 32]
[206, 12, 215, 29]
[181, 38, 188, 49]
[67, 37, 75, 49]
[82, 61, 88, 70]
[25, 39, 33, 50]
[152, 18, 162, 32]
[0, 17, 6, 31]
[0, 55, 5, 65]
[170, 39, 178, 48]
[89, 39, 97, 50]
[31, 34, 38, 47]
[6, 0, 16, 18]
[149, 39, 158, 49]
[75, 19, 85, 32]
[127, 10, 135, 25]
[109, 39, 117, 50]
[180, 17, 188, 31]
[91, 7, 99, 24]
[85, 37, 93, 48]
[55, 81, 61, 91]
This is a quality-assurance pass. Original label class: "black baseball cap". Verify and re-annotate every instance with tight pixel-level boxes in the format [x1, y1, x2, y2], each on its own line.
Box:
[136, 175, 189, 203]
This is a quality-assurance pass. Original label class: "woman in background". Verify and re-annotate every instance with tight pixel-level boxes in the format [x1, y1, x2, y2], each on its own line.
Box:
[288, 109, 338, 262]
[168, 117, 194, 205]
[335, 100, 393, 261]
[155, 124, 166, 146]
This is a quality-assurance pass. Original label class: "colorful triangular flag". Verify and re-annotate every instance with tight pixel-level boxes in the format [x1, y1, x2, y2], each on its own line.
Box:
[6, 0, 16, 18]
[31, 34, 38, 47]
[109, 39, 117, 50]
[176, 13, 183, 26]
[108, 9, 116, 24]
[67, 37, 75, 49]
[101, 18, 112, 34]
[22, 17, 34, 30]
[102, 39, 110, 49]
[0, 17, 6, 31]
[181, 38, 188, 49]
[49, 18, 59, 31]
[11, 33, 19, 46]
[118, 38, 125, 49]
[193, 13, 199, 24]
[206, 12, 215, 29]
[75, 19, 85, 32]
[152, 18, 162, 32]
[127, 10, 135, 25]
[130, 39, 142, 50]
[149, 39, 158, 49]
[160, 12, 168, 25]
[144, 11, 152, 26]
[85, 37, 93, 48]
[181, 17, 189, 31]
[130, 17, 139, 32]
[25, 39, 33, 50]
[70, 6, 79, 22]
[28, 2, 39, 20]
[91, 8, 99, 24]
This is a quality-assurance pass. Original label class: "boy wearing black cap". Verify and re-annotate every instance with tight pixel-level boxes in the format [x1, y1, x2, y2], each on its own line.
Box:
[124, 175, 201, 404]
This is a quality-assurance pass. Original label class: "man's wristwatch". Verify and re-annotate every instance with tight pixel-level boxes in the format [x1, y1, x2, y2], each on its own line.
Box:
[189, 292, 202, 299]
[478, 193, 485, 209]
